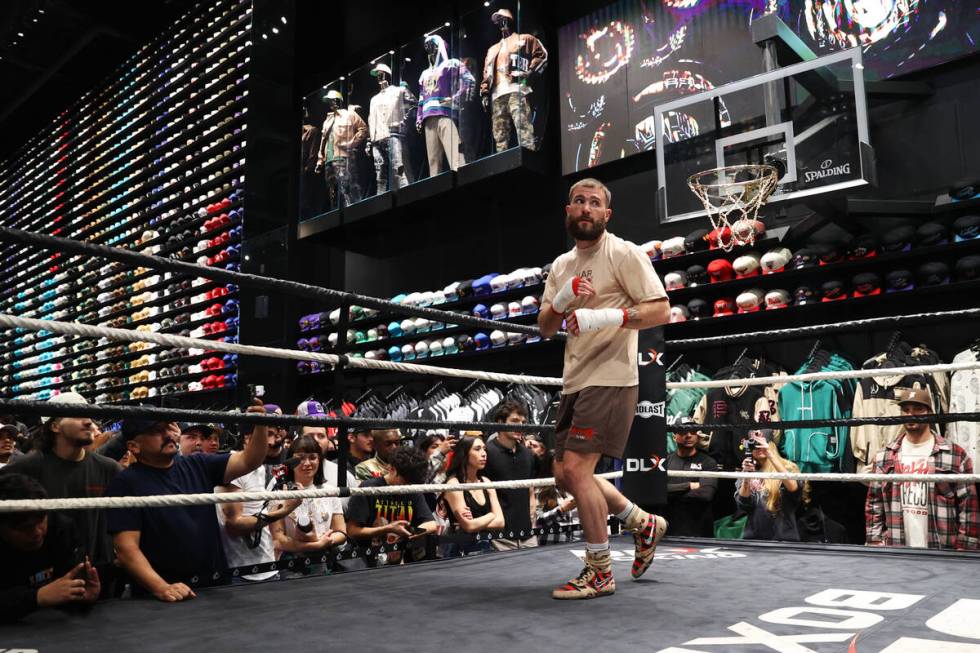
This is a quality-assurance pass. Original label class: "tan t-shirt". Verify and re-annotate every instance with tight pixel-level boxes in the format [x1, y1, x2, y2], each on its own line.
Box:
[542, 231, 667, 394]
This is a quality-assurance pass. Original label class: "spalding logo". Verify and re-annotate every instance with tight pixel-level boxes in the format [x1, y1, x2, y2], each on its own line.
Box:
[635, 400, 665, 418]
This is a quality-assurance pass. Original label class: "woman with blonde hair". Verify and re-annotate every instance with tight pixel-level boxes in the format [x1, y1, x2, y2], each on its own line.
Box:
[735, 430, 804, 541]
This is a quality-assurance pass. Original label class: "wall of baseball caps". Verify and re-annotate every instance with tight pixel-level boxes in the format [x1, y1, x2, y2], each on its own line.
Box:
[0, 0, 253, 404]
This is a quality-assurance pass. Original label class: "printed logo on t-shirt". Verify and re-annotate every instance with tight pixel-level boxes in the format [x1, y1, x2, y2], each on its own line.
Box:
[570, 425, 595, 440]
[899, 458, 930, 516]
[29, 566, 54, 588]
[712, 401, 728, 418]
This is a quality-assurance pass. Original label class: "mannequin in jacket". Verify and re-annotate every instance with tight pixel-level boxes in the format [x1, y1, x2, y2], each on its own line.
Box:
[315, 91, 367, 208]
[368, 63, 414, 192]
[416, 34, 475, 174]
[480, 8, 547, 152]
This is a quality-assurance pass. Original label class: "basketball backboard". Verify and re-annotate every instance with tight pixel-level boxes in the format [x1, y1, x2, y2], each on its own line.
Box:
[655, 48, 874, 223]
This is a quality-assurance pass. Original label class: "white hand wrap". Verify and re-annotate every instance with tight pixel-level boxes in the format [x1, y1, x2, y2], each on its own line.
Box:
[573, 308, 626, 333]
[551, 276, 584, 313]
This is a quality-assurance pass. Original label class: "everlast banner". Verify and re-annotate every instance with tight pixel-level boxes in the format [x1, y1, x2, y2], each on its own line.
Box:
[621, 325, 666, 509]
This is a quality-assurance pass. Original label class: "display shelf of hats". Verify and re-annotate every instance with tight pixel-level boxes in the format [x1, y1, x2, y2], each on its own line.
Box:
[59, 93, 247, 223]
[69, 188, 243, 262]
[296, 332, 559, 377]
[296, 283, 545, 340]
[65, 107, 246, 241]
[664, 269, 980, 328]
[64, 130, 247, 232]
[4, 343, 216, 387]
[0, 311, 240, 380]
[302, 308, 543, 357]
[34, 100, 243, 228]
[661, 224, 980, 323]
[641, 229, 780, 270]
[4, 351, 239, 402]
[7, 349, 237, 395]
[71, 152, 246, 239]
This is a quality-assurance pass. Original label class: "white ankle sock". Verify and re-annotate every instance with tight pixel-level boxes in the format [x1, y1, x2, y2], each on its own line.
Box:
[585, 541, 610, 553]
[614, 502, 636, 522]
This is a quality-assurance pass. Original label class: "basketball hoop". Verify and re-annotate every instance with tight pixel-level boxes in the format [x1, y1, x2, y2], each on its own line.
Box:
[688, 164, 778, 252]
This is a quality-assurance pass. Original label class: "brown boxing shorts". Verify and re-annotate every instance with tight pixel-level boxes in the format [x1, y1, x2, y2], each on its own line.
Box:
[553, 385, 639, 460]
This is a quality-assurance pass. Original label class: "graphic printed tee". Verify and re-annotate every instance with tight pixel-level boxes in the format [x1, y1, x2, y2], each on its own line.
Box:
[899, 435, 934, 548]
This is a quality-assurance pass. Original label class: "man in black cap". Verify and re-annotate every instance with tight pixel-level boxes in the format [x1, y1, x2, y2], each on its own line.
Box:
[178, 423, 218, 457]
[0, 424, 20, 468]
[106, 402, 271, 601]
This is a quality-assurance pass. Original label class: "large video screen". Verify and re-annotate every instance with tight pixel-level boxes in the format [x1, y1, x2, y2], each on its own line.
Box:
[559, 1, 980, 174]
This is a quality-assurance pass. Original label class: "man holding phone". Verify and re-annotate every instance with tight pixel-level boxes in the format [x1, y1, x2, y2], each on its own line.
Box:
[0, 474, 101, 622]
[347, 447, 438, 565]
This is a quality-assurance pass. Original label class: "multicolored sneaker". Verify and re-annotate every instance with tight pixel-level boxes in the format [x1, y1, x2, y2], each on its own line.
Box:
[551, 551, 616, 600]
[630, 513, 667, 579]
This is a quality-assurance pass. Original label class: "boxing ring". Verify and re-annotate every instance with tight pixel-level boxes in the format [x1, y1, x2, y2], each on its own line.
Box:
[2, 227, 980, 653]
[4, 536, 979, 652]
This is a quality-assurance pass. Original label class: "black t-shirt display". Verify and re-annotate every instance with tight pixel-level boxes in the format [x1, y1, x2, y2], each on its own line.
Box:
[665, 451, 719, 537]
[484, 438, 535, 534]
[0, 513, 80, 622]
[106, 454, 230, 585]
[346, 477, 433, 545]
[1, 450, 119, 566]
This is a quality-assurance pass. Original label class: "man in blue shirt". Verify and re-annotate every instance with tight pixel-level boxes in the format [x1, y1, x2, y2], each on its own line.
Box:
[106, 403, 270, 602]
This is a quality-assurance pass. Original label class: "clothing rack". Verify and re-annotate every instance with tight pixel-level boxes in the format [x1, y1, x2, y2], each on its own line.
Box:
[384, 385, 406, 403]
[885, 331, 903, 355]
[423, 381, 446, 400]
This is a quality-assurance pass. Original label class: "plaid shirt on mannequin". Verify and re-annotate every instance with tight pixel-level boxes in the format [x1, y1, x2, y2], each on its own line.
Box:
[865, 431, 979, 550]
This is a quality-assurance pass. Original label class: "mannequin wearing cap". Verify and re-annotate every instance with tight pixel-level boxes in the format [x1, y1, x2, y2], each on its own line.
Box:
[417, 34, 475, 173]
[3, 392, 120, 571]
[107, 402, 273, 601]
[539, 178, 670, 600]
[866, 383, 978, 549]
[315, 89, 367, 209]
[480, 7, 548, 152]
[368, 62, 415, 192]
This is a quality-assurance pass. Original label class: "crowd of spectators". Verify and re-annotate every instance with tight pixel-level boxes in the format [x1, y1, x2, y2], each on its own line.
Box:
[0, 380, 976, 620]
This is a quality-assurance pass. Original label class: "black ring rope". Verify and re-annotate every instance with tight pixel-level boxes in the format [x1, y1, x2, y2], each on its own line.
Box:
[2, 399, 977, 434]
[667, 308, 980, 350]
[0, 226, 558, 339]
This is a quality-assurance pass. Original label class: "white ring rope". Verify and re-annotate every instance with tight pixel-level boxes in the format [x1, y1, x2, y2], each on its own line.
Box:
[0, 313, 563, 387]
[1, 470, 978, 513]
[665, 360, 980, 390]
[4, 314, 978, 393]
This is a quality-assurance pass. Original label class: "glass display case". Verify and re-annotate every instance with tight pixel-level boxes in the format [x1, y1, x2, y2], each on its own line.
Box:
[300, 77, 348, 219]
[398, 23, 469, 184]
[457, 1, 549, 165]
[345, 52, 401, 203]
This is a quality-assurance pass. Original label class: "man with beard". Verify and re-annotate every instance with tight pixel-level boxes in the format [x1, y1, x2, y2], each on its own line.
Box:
[106, 402, 271, 601]
[1, 393, 119, 590]
[539, 178, 671, 600]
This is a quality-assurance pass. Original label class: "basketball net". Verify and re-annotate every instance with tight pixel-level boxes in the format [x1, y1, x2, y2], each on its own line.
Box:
[688, 164, 778, 252]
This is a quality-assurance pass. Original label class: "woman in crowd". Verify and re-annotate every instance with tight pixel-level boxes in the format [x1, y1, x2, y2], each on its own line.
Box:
[736, 430, 804, 541]
[270, 435, 347, 573]
[441, 436, 504, 556]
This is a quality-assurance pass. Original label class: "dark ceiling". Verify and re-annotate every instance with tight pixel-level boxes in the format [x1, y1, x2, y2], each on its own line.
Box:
[0, 0, 194, 159]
